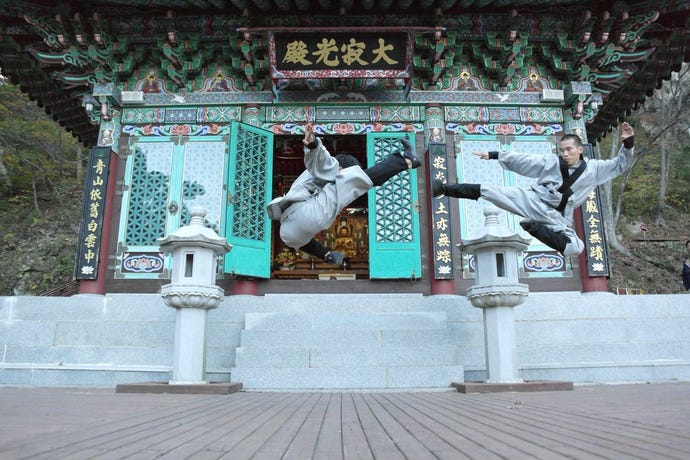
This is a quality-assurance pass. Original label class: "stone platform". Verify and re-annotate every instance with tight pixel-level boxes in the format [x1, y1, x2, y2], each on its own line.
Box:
[453, 380, 574, 393]
[115, 381, 242, 394]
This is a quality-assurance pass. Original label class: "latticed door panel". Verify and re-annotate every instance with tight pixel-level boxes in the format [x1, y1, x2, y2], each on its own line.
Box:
[224, 122, 274, 278]
[116, 137, 228, 279]
[180, 140, 227, 234]
[457, 137, 506, 239]
[122, 140, 175, 248]
[367, 132, 422, 279]
[456, 135, 570, 278]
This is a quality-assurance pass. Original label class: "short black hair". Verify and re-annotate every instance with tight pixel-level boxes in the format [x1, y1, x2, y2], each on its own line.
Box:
[335, 154, 361, 169]
[560, 134, 584, 147]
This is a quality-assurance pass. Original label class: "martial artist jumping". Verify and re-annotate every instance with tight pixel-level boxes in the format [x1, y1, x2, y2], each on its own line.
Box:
[268, 124, 421, 266]
[433, 122, 635, 257]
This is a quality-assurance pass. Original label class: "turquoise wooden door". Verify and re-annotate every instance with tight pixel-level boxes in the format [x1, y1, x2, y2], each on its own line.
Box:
[224, 122, 274, 278]
[116, 136, 228, 279]
[367, 132, 422, 279]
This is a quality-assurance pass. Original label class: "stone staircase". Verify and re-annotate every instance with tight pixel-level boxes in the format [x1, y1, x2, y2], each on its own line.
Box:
[230, 294, 464, 390]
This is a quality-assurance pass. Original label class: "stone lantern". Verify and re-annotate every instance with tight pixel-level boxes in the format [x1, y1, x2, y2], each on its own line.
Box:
[461, 206, 530, 384]
[158, 207, 232, 385]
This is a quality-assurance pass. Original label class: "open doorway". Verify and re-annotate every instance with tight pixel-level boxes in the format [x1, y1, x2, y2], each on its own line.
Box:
[270, 135, 370, 279]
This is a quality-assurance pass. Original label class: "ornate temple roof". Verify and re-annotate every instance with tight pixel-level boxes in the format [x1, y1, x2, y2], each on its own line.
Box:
[0, 1, 688, 145]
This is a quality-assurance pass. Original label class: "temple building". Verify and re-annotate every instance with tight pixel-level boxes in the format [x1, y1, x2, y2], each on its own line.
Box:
[2, 1, 690, 391]
[1, 1, 689, 296]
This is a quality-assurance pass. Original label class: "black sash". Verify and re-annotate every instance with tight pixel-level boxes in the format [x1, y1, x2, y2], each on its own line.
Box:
[556, 158, 587, 214]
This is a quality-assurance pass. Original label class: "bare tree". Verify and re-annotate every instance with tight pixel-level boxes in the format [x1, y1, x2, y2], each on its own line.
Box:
[597, 126, 637, 256]
[0, 145, 10, 192]
[637, 63, 690, 226]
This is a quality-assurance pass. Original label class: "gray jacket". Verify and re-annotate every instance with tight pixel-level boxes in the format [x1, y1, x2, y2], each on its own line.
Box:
[497, 143, 634, 223]
[279, 138, 373, 249]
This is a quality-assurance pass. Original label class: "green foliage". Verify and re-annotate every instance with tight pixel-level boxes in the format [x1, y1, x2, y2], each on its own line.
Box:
[666, 145, 690, 212]
[0, 83, 86, 295]
[612, 142, 690, 219]
[619, 151, 663, 217]
[0, 83, 84, 199]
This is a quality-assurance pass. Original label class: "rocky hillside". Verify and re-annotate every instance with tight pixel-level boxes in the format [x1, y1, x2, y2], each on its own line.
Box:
[608, 210, 689, 295]
[0, 183, 83, 296]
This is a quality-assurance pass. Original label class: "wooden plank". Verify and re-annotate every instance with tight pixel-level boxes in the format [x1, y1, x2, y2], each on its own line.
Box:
[422, 392, 615, 458]
[371, 393, 472, 460]
[222, 393, 323, 459]
[282, 393, 332, 460]
[350, 393, 405, 460]
[422, 393, 668, 459]
[206, 393, 304, 453]
[386, 393, 530, 459]
[312, 393, 345, 459]
[249, 393, 324, 459]
[156, 392, 290, 458]
[5, 394, 244, 459]
[341, 393, 375, 460]
[361, 393, 437, 460]
[89, 392, 279, 458]
[3, 385, 690, 459]
[460, 392, 690, 459]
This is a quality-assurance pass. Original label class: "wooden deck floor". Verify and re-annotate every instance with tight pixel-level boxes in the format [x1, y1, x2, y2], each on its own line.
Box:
[2, 383, 690, 459]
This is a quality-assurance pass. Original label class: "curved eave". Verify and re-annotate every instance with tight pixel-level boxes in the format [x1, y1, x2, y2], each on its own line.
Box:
[0, 1, 688, 145]
[587, 25, 690, 143]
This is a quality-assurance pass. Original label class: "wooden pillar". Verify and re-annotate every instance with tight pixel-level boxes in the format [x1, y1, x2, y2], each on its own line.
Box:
[574, 209, 608, 292]
[79, 150, 118, 295]
[564, 101, 608, 293]
[424, 105, 456, 295]
[231, 279, 258, 295]
[427, 162, 455, 295]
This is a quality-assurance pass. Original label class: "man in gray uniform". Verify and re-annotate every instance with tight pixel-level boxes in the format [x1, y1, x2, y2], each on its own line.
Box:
[433, 122, 635, 257]
[268, 124, 421, 266]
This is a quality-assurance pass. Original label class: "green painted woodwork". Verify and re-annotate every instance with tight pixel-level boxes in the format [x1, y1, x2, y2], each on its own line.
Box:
[117, 135, 227, 278]
[224, 122, 274, 278]
[2, 3, 687, 145]
[19, 9, 662, 97]
[367, 132, 422, 279]
[455, 134, 571, 278]
[444, 105, 563, 124]
[122, 138, 175, 249]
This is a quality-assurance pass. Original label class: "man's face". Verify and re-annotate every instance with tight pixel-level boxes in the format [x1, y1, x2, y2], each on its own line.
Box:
[558, 139, 584, 167]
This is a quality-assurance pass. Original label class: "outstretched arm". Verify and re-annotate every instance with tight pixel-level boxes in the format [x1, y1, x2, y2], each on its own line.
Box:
[301, 124, 339, 181]
[590, 121, 635, 184]
[303, 123, 316, 147]
[469, 149, 549, 178]
[620, 121, 634, 148]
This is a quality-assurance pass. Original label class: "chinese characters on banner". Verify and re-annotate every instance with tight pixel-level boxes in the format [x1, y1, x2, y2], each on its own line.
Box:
[271, 32, 410, 78]
[428, 143, 455, 279]
[74, 147, 111, 280]
[581, 190, 610, 276]
[581, 144, 610, 277]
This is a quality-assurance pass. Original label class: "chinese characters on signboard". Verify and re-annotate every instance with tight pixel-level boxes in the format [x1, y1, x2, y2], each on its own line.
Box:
[581, 189, 610, 276]
[270, 32, 410, 78]
[428, 143, 455, 279]
[74, 147, 111, 280]
[581, 144, 610, 277]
